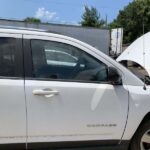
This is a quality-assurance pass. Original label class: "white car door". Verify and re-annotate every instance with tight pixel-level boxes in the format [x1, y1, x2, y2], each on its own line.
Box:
[0, 33, 26, 149]
[23, 34, 128, 149]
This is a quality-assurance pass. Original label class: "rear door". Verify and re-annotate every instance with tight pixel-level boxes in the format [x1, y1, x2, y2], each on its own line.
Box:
[23, 34, 128, 149]
[0, 33, 26, 149]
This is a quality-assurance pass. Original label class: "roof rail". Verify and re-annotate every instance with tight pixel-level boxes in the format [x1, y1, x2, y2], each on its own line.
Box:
[0, 25, 47, 32]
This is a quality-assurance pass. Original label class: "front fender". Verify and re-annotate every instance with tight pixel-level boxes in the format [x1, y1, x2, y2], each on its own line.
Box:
[122, 85, 150, 140]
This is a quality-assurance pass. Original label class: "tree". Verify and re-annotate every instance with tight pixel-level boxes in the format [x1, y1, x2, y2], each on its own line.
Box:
[24, 17, 41, 23]
[81, 6, 105, 28]
[110, 0, 150, 44]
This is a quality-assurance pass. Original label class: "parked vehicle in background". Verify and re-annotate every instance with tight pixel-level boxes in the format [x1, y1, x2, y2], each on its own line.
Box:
[0, 27, 149, 150]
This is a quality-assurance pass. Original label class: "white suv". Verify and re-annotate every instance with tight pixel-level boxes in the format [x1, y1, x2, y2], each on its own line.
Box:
[0, 27, 149, 150]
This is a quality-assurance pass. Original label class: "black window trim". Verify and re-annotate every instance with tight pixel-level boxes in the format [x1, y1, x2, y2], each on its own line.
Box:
[23, 39, 33, 78]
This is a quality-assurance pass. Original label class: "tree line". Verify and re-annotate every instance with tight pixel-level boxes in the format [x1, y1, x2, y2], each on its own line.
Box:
[24, 0, 150, 44]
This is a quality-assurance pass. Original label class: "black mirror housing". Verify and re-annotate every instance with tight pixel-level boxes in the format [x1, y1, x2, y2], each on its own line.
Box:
[108, 67, 122, 85]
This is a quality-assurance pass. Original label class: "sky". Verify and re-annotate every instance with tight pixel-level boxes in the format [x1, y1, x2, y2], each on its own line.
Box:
[0, 0, 133, 25]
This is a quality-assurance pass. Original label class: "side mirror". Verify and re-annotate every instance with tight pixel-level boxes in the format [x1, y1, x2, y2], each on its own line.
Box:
[108, 67, 122, 85]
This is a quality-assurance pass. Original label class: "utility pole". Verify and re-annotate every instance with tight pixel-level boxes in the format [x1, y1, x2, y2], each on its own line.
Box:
[105, 15, 108, 27]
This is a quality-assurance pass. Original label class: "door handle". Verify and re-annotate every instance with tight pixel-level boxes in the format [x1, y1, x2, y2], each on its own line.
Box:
[33, 89, 59, 98]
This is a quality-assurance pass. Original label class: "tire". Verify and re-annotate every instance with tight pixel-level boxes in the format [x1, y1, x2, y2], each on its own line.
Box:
[130, 120, 150, 150]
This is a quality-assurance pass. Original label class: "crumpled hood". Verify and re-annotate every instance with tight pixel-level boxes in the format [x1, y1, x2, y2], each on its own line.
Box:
[117, 32, 150, 77]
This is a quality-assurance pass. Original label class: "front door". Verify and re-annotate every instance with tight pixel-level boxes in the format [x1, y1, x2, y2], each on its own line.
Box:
[24, 35, 128, 149]
[0, 33, 26, 149]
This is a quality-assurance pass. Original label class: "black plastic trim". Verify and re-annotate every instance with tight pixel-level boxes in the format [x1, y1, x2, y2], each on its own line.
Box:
[15, 38, 24, 77]
[23, 39, 33, 78]
[0, 143, 26, 150]
[0, 140, 129, 150]
[27, 140, 130, 150]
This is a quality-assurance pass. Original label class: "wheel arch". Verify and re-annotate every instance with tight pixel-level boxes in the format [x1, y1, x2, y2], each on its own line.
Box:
[131, 112, 150, 140]
[139, 112, 150, 127]
[129, 112, 150, 150]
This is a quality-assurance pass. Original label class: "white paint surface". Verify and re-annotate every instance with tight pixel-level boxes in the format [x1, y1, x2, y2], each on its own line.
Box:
[117, 32, 150, 76]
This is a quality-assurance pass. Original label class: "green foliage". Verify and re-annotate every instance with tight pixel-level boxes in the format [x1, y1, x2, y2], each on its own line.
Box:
[24, 17, 41, 23]
[110, 0, 150, 44]
[81, 6, 105, 28]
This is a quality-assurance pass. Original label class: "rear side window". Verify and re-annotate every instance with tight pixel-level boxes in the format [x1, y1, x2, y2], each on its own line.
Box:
[31, 40, 108, 83]
[0, 37, 20, 77]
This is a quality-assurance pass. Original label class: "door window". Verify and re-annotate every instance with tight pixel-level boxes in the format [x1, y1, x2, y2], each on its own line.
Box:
[0, 37, 19, 77]
[31, 40, 108, 82]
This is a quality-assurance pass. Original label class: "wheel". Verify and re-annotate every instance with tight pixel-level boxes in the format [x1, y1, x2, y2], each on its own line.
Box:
[130, 120, 150, 150]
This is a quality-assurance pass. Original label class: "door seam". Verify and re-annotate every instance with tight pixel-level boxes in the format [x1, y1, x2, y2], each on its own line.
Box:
[22, 36, 28, 150]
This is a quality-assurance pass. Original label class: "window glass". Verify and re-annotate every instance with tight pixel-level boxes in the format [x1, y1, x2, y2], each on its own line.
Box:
[0, 37, 18, 77]
[31, 40, 108, 82]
